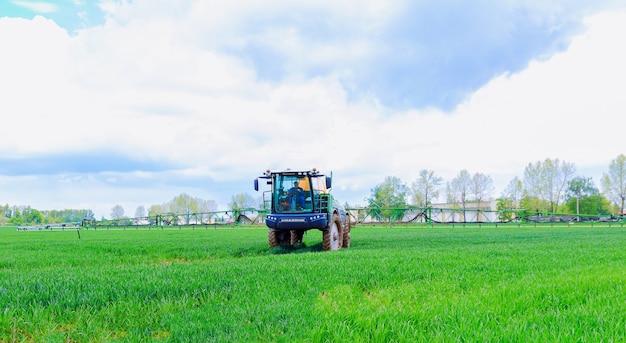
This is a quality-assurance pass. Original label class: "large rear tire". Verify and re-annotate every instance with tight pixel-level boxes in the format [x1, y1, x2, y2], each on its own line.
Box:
[322, 213, 343, 251]
[342, 214, 351, 248]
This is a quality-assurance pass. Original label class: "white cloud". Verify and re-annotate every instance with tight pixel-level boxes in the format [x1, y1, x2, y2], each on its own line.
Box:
[385, 9, 626, 190]
[1, 4, 626, 217]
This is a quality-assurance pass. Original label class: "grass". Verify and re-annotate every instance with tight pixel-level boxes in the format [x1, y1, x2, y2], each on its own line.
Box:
[1, 224, 625, 342]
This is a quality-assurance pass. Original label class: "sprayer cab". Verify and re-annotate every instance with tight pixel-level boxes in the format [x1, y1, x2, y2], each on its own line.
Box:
[254, 168, 350, 251]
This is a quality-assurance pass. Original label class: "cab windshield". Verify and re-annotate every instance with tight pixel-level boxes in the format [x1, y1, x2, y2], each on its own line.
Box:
[273, 174, 315, 213]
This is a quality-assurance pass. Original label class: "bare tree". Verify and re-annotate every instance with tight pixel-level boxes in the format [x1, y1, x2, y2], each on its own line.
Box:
[602, 154, 626, 215]
[542, 158, 576, 212]
[135, 205, 146, 218]
[554, 159, 576, 212]
[110, 205, 125, 220]
[410, 169, 442, 207]
[198, 199, 218, 213]
[450, 170, 472, 219]
[502, 176, 523, 208]
[445, 182, 455, 204]
[229, 193, 257, 210]
[523, 161, 543, 200]
[523, 158, 576, 212]
[472, 172, 494, 209]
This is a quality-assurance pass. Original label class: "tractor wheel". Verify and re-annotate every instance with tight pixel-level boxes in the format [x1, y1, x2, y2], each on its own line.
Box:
[291, 230, 304, 245]
[268, 230, 279, 248]
[342, 215, 351, 248]
[322, 213, 343, 251]
[269, 230, 290, 248]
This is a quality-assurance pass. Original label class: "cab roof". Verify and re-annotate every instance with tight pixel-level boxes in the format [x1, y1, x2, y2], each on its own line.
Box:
[261, 168, 324, 178]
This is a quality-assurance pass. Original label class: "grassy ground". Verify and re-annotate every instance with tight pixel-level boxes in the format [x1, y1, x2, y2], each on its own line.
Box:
[1, 224, 625, 342]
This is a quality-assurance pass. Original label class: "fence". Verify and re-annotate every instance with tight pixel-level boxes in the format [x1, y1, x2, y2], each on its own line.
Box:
[15, 207, 626, 231]
[345, 206, 626, 226]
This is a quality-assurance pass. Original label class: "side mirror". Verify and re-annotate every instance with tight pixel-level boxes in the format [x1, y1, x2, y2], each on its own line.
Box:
[254, 179, 259, 191]
[326, 176, 332, 189]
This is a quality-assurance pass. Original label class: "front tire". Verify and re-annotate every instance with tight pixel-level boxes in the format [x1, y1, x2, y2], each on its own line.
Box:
[322, 213, 343, 251]
[269, 230, 290, 248]
[291, 230, 304, 245]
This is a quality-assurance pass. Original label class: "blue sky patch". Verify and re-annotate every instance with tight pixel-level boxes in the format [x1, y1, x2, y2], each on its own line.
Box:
[0, 0, 105, 33]
[0, 152, 172, 176]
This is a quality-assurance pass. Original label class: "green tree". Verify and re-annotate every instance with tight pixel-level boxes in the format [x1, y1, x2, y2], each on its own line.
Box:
[8, 206, 22, 225]
[0, 204, 8, 225]
[51, 209, 95, 223]
[563, 195, 612, 216]
[169, 193, 197, 215]
[602, 154, 626, 215]
[496, 198, 515, 221]
[149, 204, 165, 217]
[367, 176, 408, 225]
[168, 193, 199, 224]
[563, 177, 611, 216]
[519, 196, 549, 216]
[565, 176, 596, 215]
[22, 207, 44, 225]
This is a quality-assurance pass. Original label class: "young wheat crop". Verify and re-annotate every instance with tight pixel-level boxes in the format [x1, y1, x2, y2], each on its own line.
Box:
[1, 225, 625, 342]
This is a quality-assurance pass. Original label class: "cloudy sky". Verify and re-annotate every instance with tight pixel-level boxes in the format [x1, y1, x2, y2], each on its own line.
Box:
[1, 0, 625, 219]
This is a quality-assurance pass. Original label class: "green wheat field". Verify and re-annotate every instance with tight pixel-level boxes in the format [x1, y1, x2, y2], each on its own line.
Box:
[1, 224, 625, 342]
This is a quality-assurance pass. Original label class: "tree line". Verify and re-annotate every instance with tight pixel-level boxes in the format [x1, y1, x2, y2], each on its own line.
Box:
[1, 192, 242, 226]
[3, 155, 625, 226]
[366, 154, 626, 221]
[108, 193, 220, 221]
[0, 205, 95, 226]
